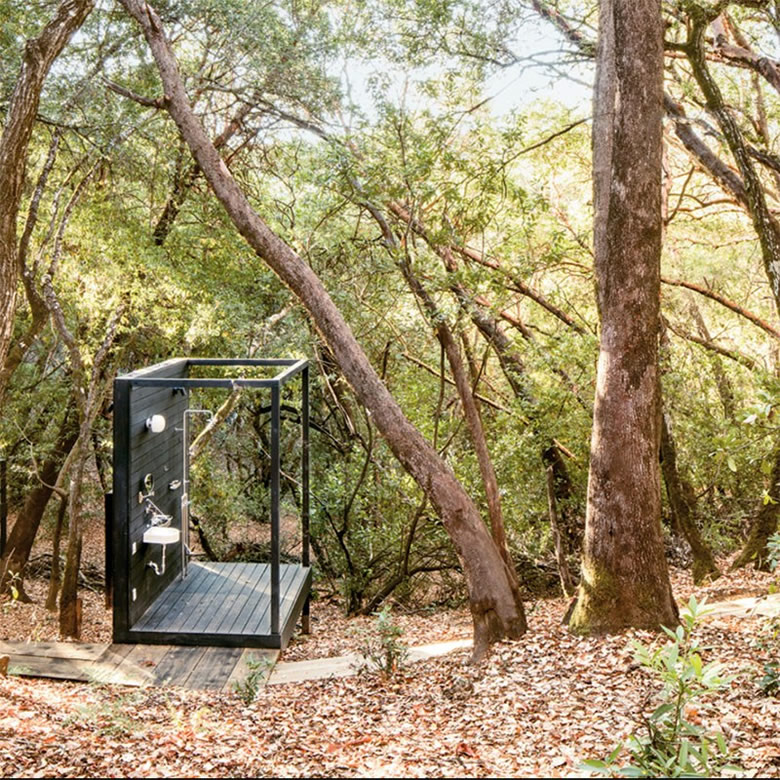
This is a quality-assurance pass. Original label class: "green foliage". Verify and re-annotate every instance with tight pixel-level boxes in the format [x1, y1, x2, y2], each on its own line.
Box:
[7, 0, 780, 629]
[356, 605, 409, 678]
[768, 533, 780, 573]
[66, 692, 146, 738]
[233, 654, 275, 704]
[582, 597, 739, 778]
[754, 535, 780, 697]
[758, 661, 780, 697]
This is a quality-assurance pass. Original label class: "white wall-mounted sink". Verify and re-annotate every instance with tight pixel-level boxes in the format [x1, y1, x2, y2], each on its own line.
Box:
[143, 526, 180, 545]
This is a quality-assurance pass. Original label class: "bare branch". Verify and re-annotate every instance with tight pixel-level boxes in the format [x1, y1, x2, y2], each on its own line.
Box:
[102, 77, 165, 108]
[661, 276, 780, 340]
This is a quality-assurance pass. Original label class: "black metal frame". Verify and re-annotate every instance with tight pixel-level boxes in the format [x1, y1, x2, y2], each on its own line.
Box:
[111, 357, 310, 646]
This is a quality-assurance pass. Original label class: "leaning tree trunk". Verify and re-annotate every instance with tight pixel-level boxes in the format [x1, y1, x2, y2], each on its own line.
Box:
[0, 0, 93, 379]
[660, 411, 720, 584]
[120, 0, 527, 659]
[731, 444, 780, 571]
[568, 0, 678, 633]
[0, 407, 78, 599]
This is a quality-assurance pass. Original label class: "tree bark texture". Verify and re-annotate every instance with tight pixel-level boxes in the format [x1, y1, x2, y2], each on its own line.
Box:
[569, 0, 678, 633]
[660, 411, 720, 584]
[731, 444, 780, 571]
[0, 408, 78, 599]
[120, 0, 527, 658]
[396, 257, 516, 577]
[45, 496, 68, 611]
[0, 0, 93, 376]
[59, 431, 88, 638]
[546, 465, 576, 598]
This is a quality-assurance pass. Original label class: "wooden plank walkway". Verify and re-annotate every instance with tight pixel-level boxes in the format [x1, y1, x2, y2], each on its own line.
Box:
[0, 640, 278, 692]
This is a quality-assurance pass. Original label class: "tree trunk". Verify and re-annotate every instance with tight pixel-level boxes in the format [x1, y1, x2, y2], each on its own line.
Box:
[569, 0, 678, 633]
[120, 0, 527, 658]
[396, 257, 516, 575]
[59, 432, 88, 638]
[0, 408, 78, 599]
[546, 465, 576, 598]
[0, 0, 93, 376]
[731, 444, 780, 571]
[44, 496, 68, 611]
[660, 411, 720, 584]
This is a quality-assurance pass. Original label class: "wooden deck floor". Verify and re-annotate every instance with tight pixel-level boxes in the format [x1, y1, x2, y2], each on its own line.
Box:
[127, 561, 311, 648]
[0, 640, 278, 691]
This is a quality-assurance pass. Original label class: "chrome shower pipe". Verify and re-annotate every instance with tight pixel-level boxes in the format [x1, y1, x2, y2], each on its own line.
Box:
[180, 408, 214, 579]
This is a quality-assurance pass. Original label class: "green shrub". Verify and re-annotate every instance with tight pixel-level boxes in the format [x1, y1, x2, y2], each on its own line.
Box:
[356, 605, 409, 678]
[233, 654, 274, 704]
[581, 596, 740, 777]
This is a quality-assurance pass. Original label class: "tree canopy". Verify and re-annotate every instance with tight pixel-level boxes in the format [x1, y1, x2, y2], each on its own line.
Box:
[4, 0, 780, 653]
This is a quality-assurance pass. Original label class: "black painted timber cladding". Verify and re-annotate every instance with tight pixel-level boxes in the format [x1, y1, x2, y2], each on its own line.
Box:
[113, 359, 189, 639]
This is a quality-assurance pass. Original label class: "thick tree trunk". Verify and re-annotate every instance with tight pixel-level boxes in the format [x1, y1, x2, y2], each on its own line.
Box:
[120, 0, 527, 658]
[0, 409, 78, 599]
[569, 0, 678, 633]
[0, 0, 93, 375]
[660, 411, 720, 584]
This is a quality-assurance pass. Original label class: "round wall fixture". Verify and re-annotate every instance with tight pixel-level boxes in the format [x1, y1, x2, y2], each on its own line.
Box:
[145, 414, 166, 433]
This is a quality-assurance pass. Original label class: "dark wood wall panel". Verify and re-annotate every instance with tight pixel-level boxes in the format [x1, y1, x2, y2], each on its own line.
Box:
[113, 359, 190, 638]
[127, 383, 188, 625]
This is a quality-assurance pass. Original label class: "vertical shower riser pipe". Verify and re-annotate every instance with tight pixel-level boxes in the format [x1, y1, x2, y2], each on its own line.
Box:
[181, 408, 213, 579]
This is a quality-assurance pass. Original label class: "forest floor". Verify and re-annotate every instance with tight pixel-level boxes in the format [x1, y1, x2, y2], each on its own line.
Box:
[2, 530, 780, 776]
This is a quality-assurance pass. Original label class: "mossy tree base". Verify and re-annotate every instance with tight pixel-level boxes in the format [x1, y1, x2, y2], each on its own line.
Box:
[568, 563, 679, 635]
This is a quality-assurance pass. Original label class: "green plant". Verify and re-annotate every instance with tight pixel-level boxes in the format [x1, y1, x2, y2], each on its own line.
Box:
[581, 596, 740, 777]
[233, 654, 274, 704]
[758, 661, 780, 697]
[66, 691, 146, 737]
[356, 605, 409, 678]
[768, 533, 780, 573]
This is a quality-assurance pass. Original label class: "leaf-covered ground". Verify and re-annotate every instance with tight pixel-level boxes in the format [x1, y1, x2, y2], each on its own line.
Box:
[3, 562, 780, 778]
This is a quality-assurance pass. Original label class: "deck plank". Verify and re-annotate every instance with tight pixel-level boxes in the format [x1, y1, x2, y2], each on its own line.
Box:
[125, 561, 311, 647]
[185, 646, 244, 690]
[196, 564, 255, 634]
[246, 564, 297, 636]
[223, 563, 269, 635]
[172, 563, 239, 633]
[0, 641, 107, 661]
[212, 563, 267, 635]
[151, 646, 207, 687]
[134, 562, 208, 631]
[89, 644, 159, 686]
[1, 641, 262, 690]
[7, 655, 91, 681]
[165, 562, 237, 633]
